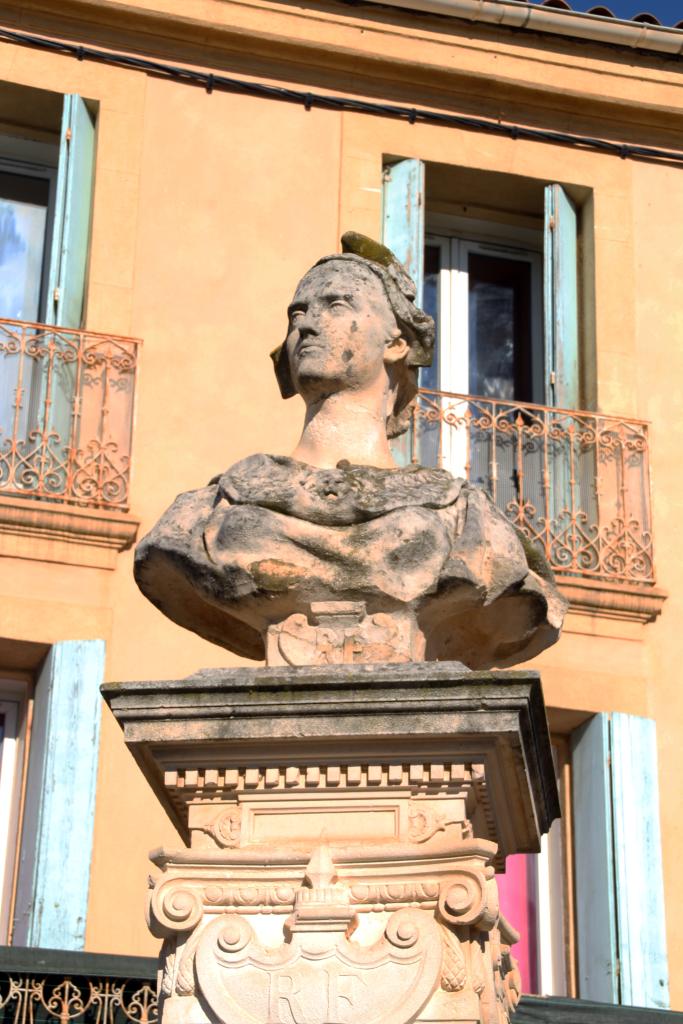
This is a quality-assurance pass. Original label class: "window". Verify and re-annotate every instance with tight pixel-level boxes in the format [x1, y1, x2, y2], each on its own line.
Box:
[0, 84, 96, 330]
[382, 158, 587, 411]
[0, 88, 102, 510]
[496, 737, 571, 997]
[5, 640, 105, 950]
[482, 715, 669, 1006]
[0, 90, 95, 330]
[382, 158, 653, 592]
[488, 716, 669, 1005]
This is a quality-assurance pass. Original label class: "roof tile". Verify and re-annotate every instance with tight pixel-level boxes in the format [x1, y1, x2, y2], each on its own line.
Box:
[525, 0, 682, 29]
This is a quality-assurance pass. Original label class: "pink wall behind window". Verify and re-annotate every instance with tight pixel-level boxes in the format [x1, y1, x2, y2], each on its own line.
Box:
[497, 853, 538, 993]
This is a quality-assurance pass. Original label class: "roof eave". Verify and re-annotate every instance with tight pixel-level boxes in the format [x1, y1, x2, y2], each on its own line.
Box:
[376, 0, 683, 56]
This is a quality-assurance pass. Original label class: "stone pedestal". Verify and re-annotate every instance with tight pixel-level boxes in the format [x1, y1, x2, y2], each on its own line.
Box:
[103, 663, 559, 1024]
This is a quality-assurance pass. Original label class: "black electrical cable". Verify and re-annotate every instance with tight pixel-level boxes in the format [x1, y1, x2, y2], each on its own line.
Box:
[1, 23, 682, 166]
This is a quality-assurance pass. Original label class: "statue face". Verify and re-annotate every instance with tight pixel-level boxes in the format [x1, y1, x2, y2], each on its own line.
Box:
[285, 261, 402, 403]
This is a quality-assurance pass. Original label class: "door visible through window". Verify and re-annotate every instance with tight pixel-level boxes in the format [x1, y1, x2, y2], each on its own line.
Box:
[420, 232, 543, 479]
[423, 233, 543, 402]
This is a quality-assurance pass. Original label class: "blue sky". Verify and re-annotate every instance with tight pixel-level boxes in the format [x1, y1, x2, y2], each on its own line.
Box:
[544, 0, 683, 24]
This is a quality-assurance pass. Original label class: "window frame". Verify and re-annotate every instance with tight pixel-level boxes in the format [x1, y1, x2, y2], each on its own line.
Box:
[0, 675, 31, 943]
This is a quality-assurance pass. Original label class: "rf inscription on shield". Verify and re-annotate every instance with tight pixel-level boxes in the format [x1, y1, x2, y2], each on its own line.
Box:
[194, 907, 443, 1024]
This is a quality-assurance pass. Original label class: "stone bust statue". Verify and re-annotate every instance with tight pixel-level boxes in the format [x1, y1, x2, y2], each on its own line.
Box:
[135, 233, 566, 667]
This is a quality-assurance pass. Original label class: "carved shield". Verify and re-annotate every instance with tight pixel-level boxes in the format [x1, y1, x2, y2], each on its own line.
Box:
[195, 908, 443, 1024]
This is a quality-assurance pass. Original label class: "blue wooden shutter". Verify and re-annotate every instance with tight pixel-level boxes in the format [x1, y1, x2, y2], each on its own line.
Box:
[46, 95, 96, 329]
[571, 714, 619, 1003]
[382, 158, 425, 302]
[544, 184, 579, 408]
[382, 159, 425, 467]
[610, 714, 669, 1008]
[12, 640, 105, 949]
[572, 713, 669, 1008]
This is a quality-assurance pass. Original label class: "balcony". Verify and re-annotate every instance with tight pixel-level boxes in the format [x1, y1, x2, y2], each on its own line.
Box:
[0, 318, 141, 568]
[407, 389, 664, 620]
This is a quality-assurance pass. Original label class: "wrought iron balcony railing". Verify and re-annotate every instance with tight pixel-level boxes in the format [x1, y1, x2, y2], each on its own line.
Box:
[0, 319, 140, 512]
[406, 389, 654, 585]
[0, 949, 675, 1024]
[0, 948, 157, 1024]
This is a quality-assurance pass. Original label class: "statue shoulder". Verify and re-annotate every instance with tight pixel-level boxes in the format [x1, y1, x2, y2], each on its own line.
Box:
[454, 481, 556, 581]
[214, 453, 295, 505]
[135, 482, 219, 566]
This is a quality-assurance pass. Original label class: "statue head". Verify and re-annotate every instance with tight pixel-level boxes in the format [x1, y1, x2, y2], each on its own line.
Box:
[271, 233, 435, 437]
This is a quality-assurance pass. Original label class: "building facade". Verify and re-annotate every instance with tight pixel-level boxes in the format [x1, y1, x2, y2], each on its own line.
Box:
[0, 0, 681, 1012]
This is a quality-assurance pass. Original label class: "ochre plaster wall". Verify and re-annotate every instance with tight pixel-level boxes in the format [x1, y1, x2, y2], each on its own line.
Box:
[0, 2, 681, 1005]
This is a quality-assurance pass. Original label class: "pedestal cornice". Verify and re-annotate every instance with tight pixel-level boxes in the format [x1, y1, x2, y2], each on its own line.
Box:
[103, 663, 558, 865]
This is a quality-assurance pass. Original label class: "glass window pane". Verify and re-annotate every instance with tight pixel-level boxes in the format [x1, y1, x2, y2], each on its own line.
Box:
[0, 172, 50, 452]
[0, 171, 49, 322]
[420, 243, 441, 391]
[468, 252, 532, 402]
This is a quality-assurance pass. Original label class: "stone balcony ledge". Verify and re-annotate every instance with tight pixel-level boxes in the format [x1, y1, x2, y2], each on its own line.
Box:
[0, 493, 139, 569]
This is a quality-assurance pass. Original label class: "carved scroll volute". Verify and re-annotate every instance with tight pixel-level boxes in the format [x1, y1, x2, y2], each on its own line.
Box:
[194, 908, 445, 1024]
[437, 870, 498, 930]
[148, 879, 204, 938]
